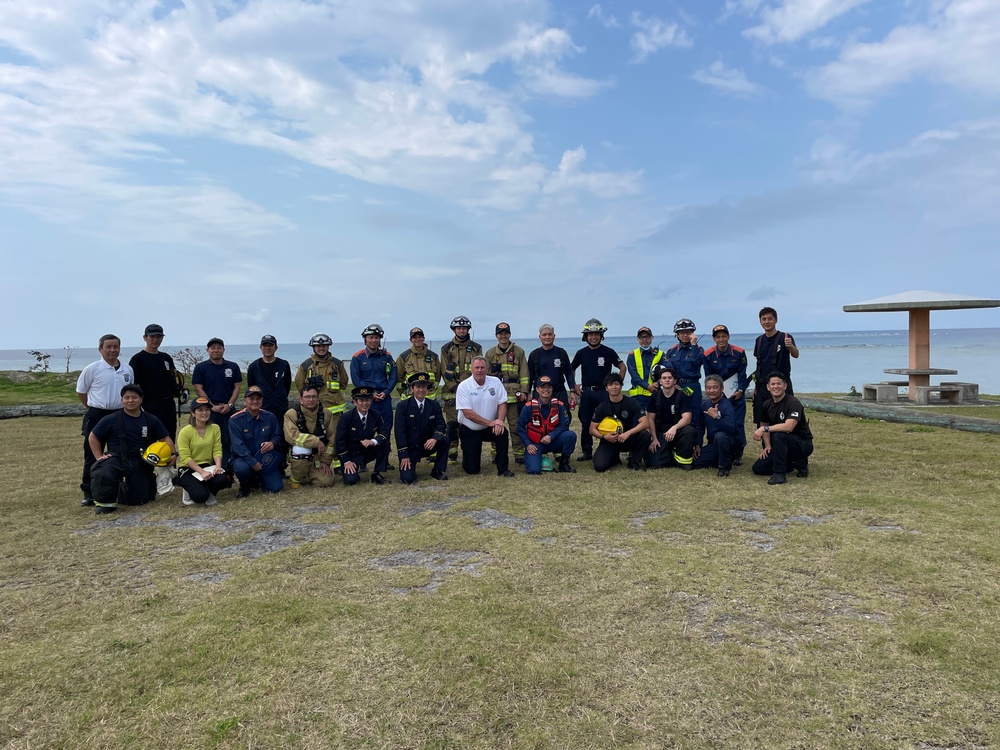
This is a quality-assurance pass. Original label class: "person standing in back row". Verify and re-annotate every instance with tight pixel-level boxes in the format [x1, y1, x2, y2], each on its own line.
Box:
[129, 323, 180, 441]
[76, 334, 134, 507]
[247, 334, 292, 418]
[571, 318, 625, 462]
[752, 307, 799, 425]
[192, 338, 242, 468]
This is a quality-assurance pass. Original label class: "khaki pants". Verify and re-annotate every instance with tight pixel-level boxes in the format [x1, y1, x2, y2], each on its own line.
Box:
[289, 456, 334, 487]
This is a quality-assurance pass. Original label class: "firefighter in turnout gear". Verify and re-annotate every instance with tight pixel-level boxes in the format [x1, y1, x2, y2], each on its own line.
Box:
[293, 332, 349, 470]
[485, 322, 530, 463]
[283, 383, 335, 487]
[440, 315, 482, 463]
[396, 327, 443, 401]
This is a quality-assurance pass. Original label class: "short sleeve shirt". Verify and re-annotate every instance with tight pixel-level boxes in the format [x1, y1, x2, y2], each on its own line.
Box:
[592, 395, 643, 432]
[647, 388, 692, 432]
[760, 395, 812, 440]
[193, 359, 242, 404]
[91, 410, 168, 457]
[571, 345, 623, 388]
[76, 359, 135, 410]
[456, 375, 507, 430]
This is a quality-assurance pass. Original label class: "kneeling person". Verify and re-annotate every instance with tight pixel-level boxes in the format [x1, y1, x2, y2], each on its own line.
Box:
[396, 372, 450, 484]
[283, 385, 335, 487]
[518, 376, 576, 474]
[88, 384, 177, 514]
[590, 373, 651, 472]
[336, 386, 392, 485]
[456, 356, 514, 477]
[692, 375, 738, 477]
[176, 397, 232, 505]
[229, 385, 283, 497]
[751, 372, 813, 485]
[645, 366, 697, 469]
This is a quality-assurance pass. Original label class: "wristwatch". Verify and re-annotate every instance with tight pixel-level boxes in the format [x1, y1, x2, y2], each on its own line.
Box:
[763, 425, 770, 433]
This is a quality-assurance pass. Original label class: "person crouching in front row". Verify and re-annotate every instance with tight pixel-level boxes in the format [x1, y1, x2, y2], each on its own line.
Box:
[336, 386, 392, 485]
[517, 375, 576, 474]
[176, 397, 232, 505]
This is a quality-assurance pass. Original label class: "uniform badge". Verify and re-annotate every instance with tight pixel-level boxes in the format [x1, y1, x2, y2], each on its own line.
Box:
[622, 410, 629, 418]
[163, 361, 170, 370]
[779, 411, 785, 420]
[225, 368, 233, 377]
[124, 374, 131, 382]
[488, 387, 496, 396]
[791, 411, 800, 418]
[554, 359, 561, 367]
[597, 357, 605, 366]
[141, 426, 148, 437]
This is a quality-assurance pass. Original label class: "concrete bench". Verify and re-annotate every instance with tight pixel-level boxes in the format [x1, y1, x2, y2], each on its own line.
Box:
[940, 381, 979, 402]
[862, 381, 909, 403]
[912, 385, 963, 405]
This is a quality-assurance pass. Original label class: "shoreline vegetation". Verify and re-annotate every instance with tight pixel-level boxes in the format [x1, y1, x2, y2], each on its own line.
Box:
[2, 403, 1000, 747]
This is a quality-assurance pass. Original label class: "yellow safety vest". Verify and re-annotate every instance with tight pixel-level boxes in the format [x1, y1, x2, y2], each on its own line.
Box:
[628, 348, 663, 397]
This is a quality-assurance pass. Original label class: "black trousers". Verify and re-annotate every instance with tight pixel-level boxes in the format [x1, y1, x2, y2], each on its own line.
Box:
[577, 388, 607, 454]
[177, 465, 232, 503]
[752, 433, 813, 475]
[91, 456, 156, 508]
[459, 425, 510, 475]
[647, 425, 698, 468]
[144, 398, 177, 441]
[593, 431, 651, 472]
[342, 442, 391, 485]
[399, 436, 451, 484]
[80, 407, 116, 498]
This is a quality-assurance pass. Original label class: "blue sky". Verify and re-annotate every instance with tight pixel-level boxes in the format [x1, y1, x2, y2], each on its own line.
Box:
[2, 0, 999, 348]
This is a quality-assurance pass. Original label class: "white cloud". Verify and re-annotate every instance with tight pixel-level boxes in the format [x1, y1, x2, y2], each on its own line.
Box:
[0, 0, 627, 238]
[629, 12, 692, 62]
[542, 146, 642, 198]
[692, 61, 766, 96]
[806, 0, 1000, 108]
[744, 0, 872, 44]
[588, 4, 620, 29]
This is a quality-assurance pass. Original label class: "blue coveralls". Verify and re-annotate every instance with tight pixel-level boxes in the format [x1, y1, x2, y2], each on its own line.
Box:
[692, 396, 738, 470]
[516, 399, 576, 475]
[665, 341, 705, 432]
[229, 408, 284, 493]
[350, 348, 399, 435]
[702, 344, 749, 454]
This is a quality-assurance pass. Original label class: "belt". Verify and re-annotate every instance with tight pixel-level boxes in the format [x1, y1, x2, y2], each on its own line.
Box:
[290, 454, 315, 461]
[678, 378, 699, 384]
[583, 385, 602, 391]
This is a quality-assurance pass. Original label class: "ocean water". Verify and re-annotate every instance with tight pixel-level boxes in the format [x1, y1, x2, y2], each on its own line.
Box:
[3, 328, 998, 394]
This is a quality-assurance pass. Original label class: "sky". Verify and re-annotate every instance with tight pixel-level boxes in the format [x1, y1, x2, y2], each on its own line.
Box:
[2, 0, 999, 349]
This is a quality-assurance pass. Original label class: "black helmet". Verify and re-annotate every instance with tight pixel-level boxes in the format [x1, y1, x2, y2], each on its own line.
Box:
[450, 315, 472, 329]
[361, 323, 384, 338]
[309, 332, 332, 347]
[581, 318, 607, 341]
[673, 318, 696, 334]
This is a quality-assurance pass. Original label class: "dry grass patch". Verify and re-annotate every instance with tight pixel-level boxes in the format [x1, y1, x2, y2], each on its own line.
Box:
[1, 413, 999, 748]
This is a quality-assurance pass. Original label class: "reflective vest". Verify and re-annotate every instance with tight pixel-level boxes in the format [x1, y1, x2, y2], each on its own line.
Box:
[526, 398, 562, 443]
[488, 344, 528, 403]
[397, 347, 440, 401]
[628, 348, 663, 397]
[299, 355, 347, 414]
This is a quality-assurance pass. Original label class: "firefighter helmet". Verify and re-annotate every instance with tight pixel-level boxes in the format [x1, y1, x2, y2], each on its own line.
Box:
[361, 323, 384, 338]
[597, 417, 624, 436]
[450, 315, 472, 329]
[142, 441, 172, 467]
[673, 318, 696, 334]
[309, 332, 332, 347]
[581, 318, 607, 341]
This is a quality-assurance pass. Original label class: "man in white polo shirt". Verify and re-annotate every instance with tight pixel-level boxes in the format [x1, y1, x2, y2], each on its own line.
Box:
[76, 333, 135, 506]
[456, 356, 515, 477]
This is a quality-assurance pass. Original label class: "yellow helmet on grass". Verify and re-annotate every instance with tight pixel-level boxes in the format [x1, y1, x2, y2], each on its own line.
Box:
[143, 441, 172, 466]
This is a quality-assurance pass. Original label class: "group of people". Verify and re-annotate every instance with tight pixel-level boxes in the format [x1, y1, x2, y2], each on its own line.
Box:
[74, 308, 815, 514]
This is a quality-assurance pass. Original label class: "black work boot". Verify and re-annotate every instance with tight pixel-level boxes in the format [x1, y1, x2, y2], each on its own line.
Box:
[576, 452, 593, 462]
[796, 459, 809, 478]
[557, 455, 577, 473]
[767, 473, 787, 485]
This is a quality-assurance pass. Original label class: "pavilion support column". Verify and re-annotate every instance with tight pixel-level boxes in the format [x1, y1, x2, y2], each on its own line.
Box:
[908, 309, 930, 398]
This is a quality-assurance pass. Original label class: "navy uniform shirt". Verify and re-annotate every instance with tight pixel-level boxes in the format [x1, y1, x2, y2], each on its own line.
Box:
[193, 359, 242, 404]
[571, 345, 623, 389]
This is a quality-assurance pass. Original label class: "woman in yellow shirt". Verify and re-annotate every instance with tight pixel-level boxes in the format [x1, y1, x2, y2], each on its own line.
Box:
[176, 397, 232, 505]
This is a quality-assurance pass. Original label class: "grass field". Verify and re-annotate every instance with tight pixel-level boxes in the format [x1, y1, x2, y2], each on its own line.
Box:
[2, 411, 999, 748]
[0, 372, 80, 406]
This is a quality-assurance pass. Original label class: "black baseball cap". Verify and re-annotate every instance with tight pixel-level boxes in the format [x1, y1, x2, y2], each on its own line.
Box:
[712, 325, 730, 336]
[207, 337, 225, 347]
[144, 324, 164, 336]
[260, 335, 277, 345]
[636, 327, 653, 337]
[495, 323, 512, 334]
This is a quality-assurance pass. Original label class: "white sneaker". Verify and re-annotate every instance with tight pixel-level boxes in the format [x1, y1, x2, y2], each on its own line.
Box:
[181, 489, 194, 506]
[205, 494, 217, 506]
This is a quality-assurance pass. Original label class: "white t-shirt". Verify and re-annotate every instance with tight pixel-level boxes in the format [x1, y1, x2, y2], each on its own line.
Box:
[456, 375, 506, 430]
[76, 358, 135, 410]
